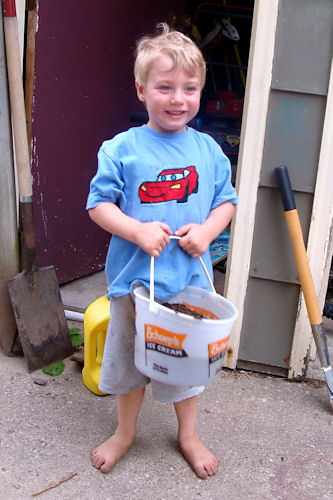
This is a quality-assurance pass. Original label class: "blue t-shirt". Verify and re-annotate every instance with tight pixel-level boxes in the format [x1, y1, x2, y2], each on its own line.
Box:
[86, 125, 238, 300]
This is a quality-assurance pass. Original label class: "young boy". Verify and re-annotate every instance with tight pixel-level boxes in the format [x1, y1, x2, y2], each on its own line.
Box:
[86, 23, 238, 479]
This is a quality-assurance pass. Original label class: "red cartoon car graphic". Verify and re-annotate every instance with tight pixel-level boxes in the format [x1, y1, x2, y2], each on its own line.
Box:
[139, 166, 198, 204]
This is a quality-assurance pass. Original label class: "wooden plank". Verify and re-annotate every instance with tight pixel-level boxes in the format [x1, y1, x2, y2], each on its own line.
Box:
[0, 6, 19, 354]
[224, 0, 279, 368]
[271, 0, 333, 96]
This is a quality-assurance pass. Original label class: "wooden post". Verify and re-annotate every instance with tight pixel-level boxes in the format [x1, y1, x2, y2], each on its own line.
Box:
[0, 5, 19, 354]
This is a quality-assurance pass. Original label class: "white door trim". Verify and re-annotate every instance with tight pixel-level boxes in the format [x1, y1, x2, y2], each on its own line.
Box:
[224, 0, 280, 368]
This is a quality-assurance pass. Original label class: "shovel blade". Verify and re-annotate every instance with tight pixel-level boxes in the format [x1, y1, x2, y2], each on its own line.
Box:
[323, 367, 333, 411]
[7, 266, 73, 372]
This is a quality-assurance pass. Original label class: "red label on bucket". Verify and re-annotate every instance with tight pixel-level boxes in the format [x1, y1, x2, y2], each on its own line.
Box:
[145, 324, 188, 358]
[208, 336, 230, 364]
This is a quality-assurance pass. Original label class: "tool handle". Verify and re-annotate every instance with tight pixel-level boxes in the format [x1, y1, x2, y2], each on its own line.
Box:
[274, 165, 296, 212]
[3, 0, 33, 198]
[274, 166, 322, 325]
[275, 168, 333, 407]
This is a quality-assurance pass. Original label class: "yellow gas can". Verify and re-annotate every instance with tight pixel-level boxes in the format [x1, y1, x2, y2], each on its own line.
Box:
[82, 295, 110, 395]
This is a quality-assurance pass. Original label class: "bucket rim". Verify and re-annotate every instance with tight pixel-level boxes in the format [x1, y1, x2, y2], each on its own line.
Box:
[134, 284, 238, 323]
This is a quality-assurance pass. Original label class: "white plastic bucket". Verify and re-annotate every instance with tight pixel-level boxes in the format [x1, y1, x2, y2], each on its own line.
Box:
[134, 238, 238, 386]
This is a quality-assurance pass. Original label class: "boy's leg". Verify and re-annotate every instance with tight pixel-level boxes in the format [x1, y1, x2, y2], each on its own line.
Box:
[92, 386, 145, 473]
[174, 395, 218, 479]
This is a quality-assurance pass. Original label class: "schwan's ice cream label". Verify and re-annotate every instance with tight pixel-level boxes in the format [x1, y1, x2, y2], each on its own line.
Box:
[144, 324, 188, 358]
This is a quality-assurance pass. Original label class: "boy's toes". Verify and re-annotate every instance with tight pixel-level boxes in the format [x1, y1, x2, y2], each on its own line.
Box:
[91, 451, 103, 469]
[195, 460, 218, 479]
[91, 454, 112, 473]
[206, 459, 218, 476]
[100, 461, 113, 474]
[210, 457, 219, 474]
[179, 435, 219, 479]
[194, 464, 209, 479]
[190, 455, 218, 479]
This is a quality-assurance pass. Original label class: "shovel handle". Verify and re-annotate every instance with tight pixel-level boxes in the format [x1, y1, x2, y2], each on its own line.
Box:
[3, 0, 32, 198]
[4, 0, 36, 270]
[275, 166, 322, 325]
[276, 167, 333, 408]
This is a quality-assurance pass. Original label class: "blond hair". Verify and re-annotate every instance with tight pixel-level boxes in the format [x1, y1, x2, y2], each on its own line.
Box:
[134, 23, 206, 89]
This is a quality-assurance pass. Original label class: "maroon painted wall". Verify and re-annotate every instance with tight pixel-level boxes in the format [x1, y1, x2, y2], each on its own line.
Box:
[31, 0, 182, 282]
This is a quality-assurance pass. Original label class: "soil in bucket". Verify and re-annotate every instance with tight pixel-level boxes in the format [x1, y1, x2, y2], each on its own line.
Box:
[161, 302, 213, 320]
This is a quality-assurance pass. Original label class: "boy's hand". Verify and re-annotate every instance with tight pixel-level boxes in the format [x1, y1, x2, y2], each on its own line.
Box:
[175, 224, 210, 258]
[135, 221, 172, 257]
[175, 203, 236, 258]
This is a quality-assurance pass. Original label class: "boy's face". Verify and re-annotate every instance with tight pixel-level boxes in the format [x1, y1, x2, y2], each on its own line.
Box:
[136, 54, 201, 134]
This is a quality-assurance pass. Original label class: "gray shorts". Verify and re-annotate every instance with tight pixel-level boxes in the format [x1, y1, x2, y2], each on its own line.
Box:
[98, 292, 205, 403]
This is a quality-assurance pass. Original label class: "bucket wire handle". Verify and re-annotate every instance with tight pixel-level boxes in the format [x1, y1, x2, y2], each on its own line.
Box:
[149, 235, 216, 311]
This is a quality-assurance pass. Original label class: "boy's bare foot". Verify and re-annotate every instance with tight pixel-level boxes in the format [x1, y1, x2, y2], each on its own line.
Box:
[91, 431, 135, 474]
[179, 434, 219, 479]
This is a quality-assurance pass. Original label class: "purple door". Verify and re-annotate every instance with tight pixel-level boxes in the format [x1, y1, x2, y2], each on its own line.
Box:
[31, 0, 181, 282]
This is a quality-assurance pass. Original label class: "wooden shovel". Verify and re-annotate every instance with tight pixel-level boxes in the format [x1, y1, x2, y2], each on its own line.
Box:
[275, 165, 333, 410]
[4, 0, 73, 371]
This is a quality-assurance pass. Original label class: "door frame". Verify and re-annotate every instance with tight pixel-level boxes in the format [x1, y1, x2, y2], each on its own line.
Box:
[224, 0, 333, 378]
[224, 0, 280, 369]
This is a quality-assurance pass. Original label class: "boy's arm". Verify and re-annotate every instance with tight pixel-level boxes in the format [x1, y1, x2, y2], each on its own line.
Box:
[88, 202, 172, 257]
[175, 201, 235, 258]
